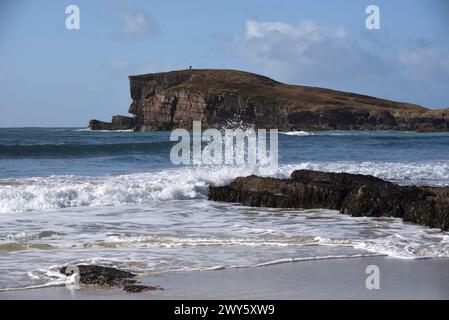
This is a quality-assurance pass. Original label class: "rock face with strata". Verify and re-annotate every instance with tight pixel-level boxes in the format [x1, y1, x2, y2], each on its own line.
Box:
[89, 69, 449, 132]
[208, 170, 449, 231]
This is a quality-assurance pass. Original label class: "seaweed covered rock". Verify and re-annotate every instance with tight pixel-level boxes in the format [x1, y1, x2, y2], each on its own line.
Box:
[60, 265, 161, 293]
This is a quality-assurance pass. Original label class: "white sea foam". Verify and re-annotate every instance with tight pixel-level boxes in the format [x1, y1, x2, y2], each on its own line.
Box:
[281, 131, 315, 136]
[250, 253, 384, 267]
[0, 230, 62, 241]
[279, 161, 449, 185]
[1, 204, 448, 290]
[102, 234, 318, 248]
[314, 236, 449, 259]
[0, 165, 278, 213]
[100, 225, 449, 259]
[75, 128, 134, 132]
[1, 160, 449, 213]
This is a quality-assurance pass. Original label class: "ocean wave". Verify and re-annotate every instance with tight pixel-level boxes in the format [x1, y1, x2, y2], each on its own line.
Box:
[75, 128, 134, 132]
[314, 130, 449, 137]
[0, 141, 173, 159]
[95, 227, 449, 259]
[0, 230, 63, 241]
[100, 234, 318, 248]
[314, 234, 449, 259]
[281, 161, 449, 185]
[1, 160, 449, 213]
[250, 253, 385, 267]
[280, 131, 315, 136]
[0, 165, 278, 213]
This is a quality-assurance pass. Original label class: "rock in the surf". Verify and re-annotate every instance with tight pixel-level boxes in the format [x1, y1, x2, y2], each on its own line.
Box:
[59, 265, 161, 293]
[89, 115, 134, 131]
[208, 170, 449, 231]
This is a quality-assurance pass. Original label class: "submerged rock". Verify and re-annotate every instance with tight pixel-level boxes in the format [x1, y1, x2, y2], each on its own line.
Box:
[208, 170, 449, 231]
[59, 265, 161, 293]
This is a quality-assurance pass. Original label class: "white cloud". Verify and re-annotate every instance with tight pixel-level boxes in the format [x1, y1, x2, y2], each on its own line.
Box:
[400, 45, 449, 79]
[106, 59, 130, 71]
[241, 20, 347, 61]
[245, 20, 346, 42]
[120, 0, 158, 38]
[246, 21, 298, 38]
[236, 20, 380, 86]
[234, 20, 449, 108]
[400, 47, 439, 66]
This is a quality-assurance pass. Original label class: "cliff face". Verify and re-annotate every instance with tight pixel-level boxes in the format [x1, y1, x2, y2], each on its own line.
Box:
[89, 69, 449, 132]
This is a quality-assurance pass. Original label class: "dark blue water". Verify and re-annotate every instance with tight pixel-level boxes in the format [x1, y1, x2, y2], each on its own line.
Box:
[0, 128, 175, 177]
[1, 128, 449, 179]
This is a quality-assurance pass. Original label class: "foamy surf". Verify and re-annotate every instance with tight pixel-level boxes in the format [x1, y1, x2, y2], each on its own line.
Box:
[280, 161, 449, 185]
[76, 128, 134, 132]
[2, 160, 449, 214]
[281, 131, 315, 136]
[0, 165, 280, 213]
[250, 253, 385, 268]
[1, 203, 448, 291]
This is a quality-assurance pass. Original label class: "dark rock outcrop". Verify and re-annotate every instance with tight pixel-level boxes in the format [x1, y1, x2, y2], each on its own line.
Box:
[59, 265, 161, 293]
[208, 170, 449, 231]
[89, 69, 449, 132]
[89, 115, 134, 131]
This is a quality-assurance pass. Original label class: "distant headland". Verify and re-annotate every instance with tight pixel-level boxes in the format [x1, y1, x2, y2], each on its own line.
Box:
[88, 69, 449, 132]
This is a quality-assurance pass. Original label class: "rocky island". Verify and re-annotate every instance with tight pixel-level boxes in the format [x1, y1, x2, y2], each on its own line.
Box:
[89, 68, 449, 132]
[209, 170, 449, 231]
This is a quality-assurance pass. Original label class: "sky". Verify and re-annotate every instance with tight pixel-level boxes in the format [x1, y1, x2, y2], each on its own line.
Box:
[0, 0, 448, 127]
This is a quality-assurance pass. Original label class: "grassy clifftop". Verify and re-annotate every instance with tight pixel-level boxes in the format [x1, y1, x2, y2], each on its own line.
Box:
[129, 68, 431, 114]
[90, 69, 448, 131]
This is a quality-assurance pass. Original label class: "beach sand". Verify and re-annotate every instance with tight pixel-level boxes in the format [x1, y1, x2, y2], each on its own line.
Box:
[1, 256, 449, 300]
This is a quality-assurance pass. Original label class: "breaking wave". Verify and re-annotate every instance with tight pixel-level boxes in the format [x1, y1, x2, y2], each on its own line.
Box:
[282, 161, 449, 185]
[0, 165, 278, 213]
[1, 160, 449, 213]
[0, 142, 174, 159]
[280, 131, 315, 136]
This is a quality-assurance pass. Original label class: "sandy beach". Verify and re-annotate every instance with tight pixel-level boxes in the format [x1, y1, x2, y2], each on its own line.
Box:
[1, 256, 448, 300]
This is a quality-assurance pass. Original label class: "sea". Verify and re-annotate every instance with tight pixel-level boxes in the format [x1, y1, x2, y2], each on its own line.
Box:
[1, 127, 449, 291]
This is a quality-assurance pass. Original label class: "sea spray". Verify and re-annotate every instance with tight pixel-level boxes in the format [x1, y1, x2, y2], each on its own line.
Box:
[170, 121, 278, 169]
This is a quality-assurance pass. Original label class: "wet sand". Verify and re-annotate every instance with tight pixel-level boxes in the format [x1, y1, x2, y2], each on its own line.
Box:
[1, 256, 449, 300]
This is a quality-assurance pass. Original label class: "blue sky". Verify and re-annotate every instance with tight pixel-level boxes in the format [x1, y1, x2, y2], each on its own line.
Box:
[0, 0, 448, 127]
